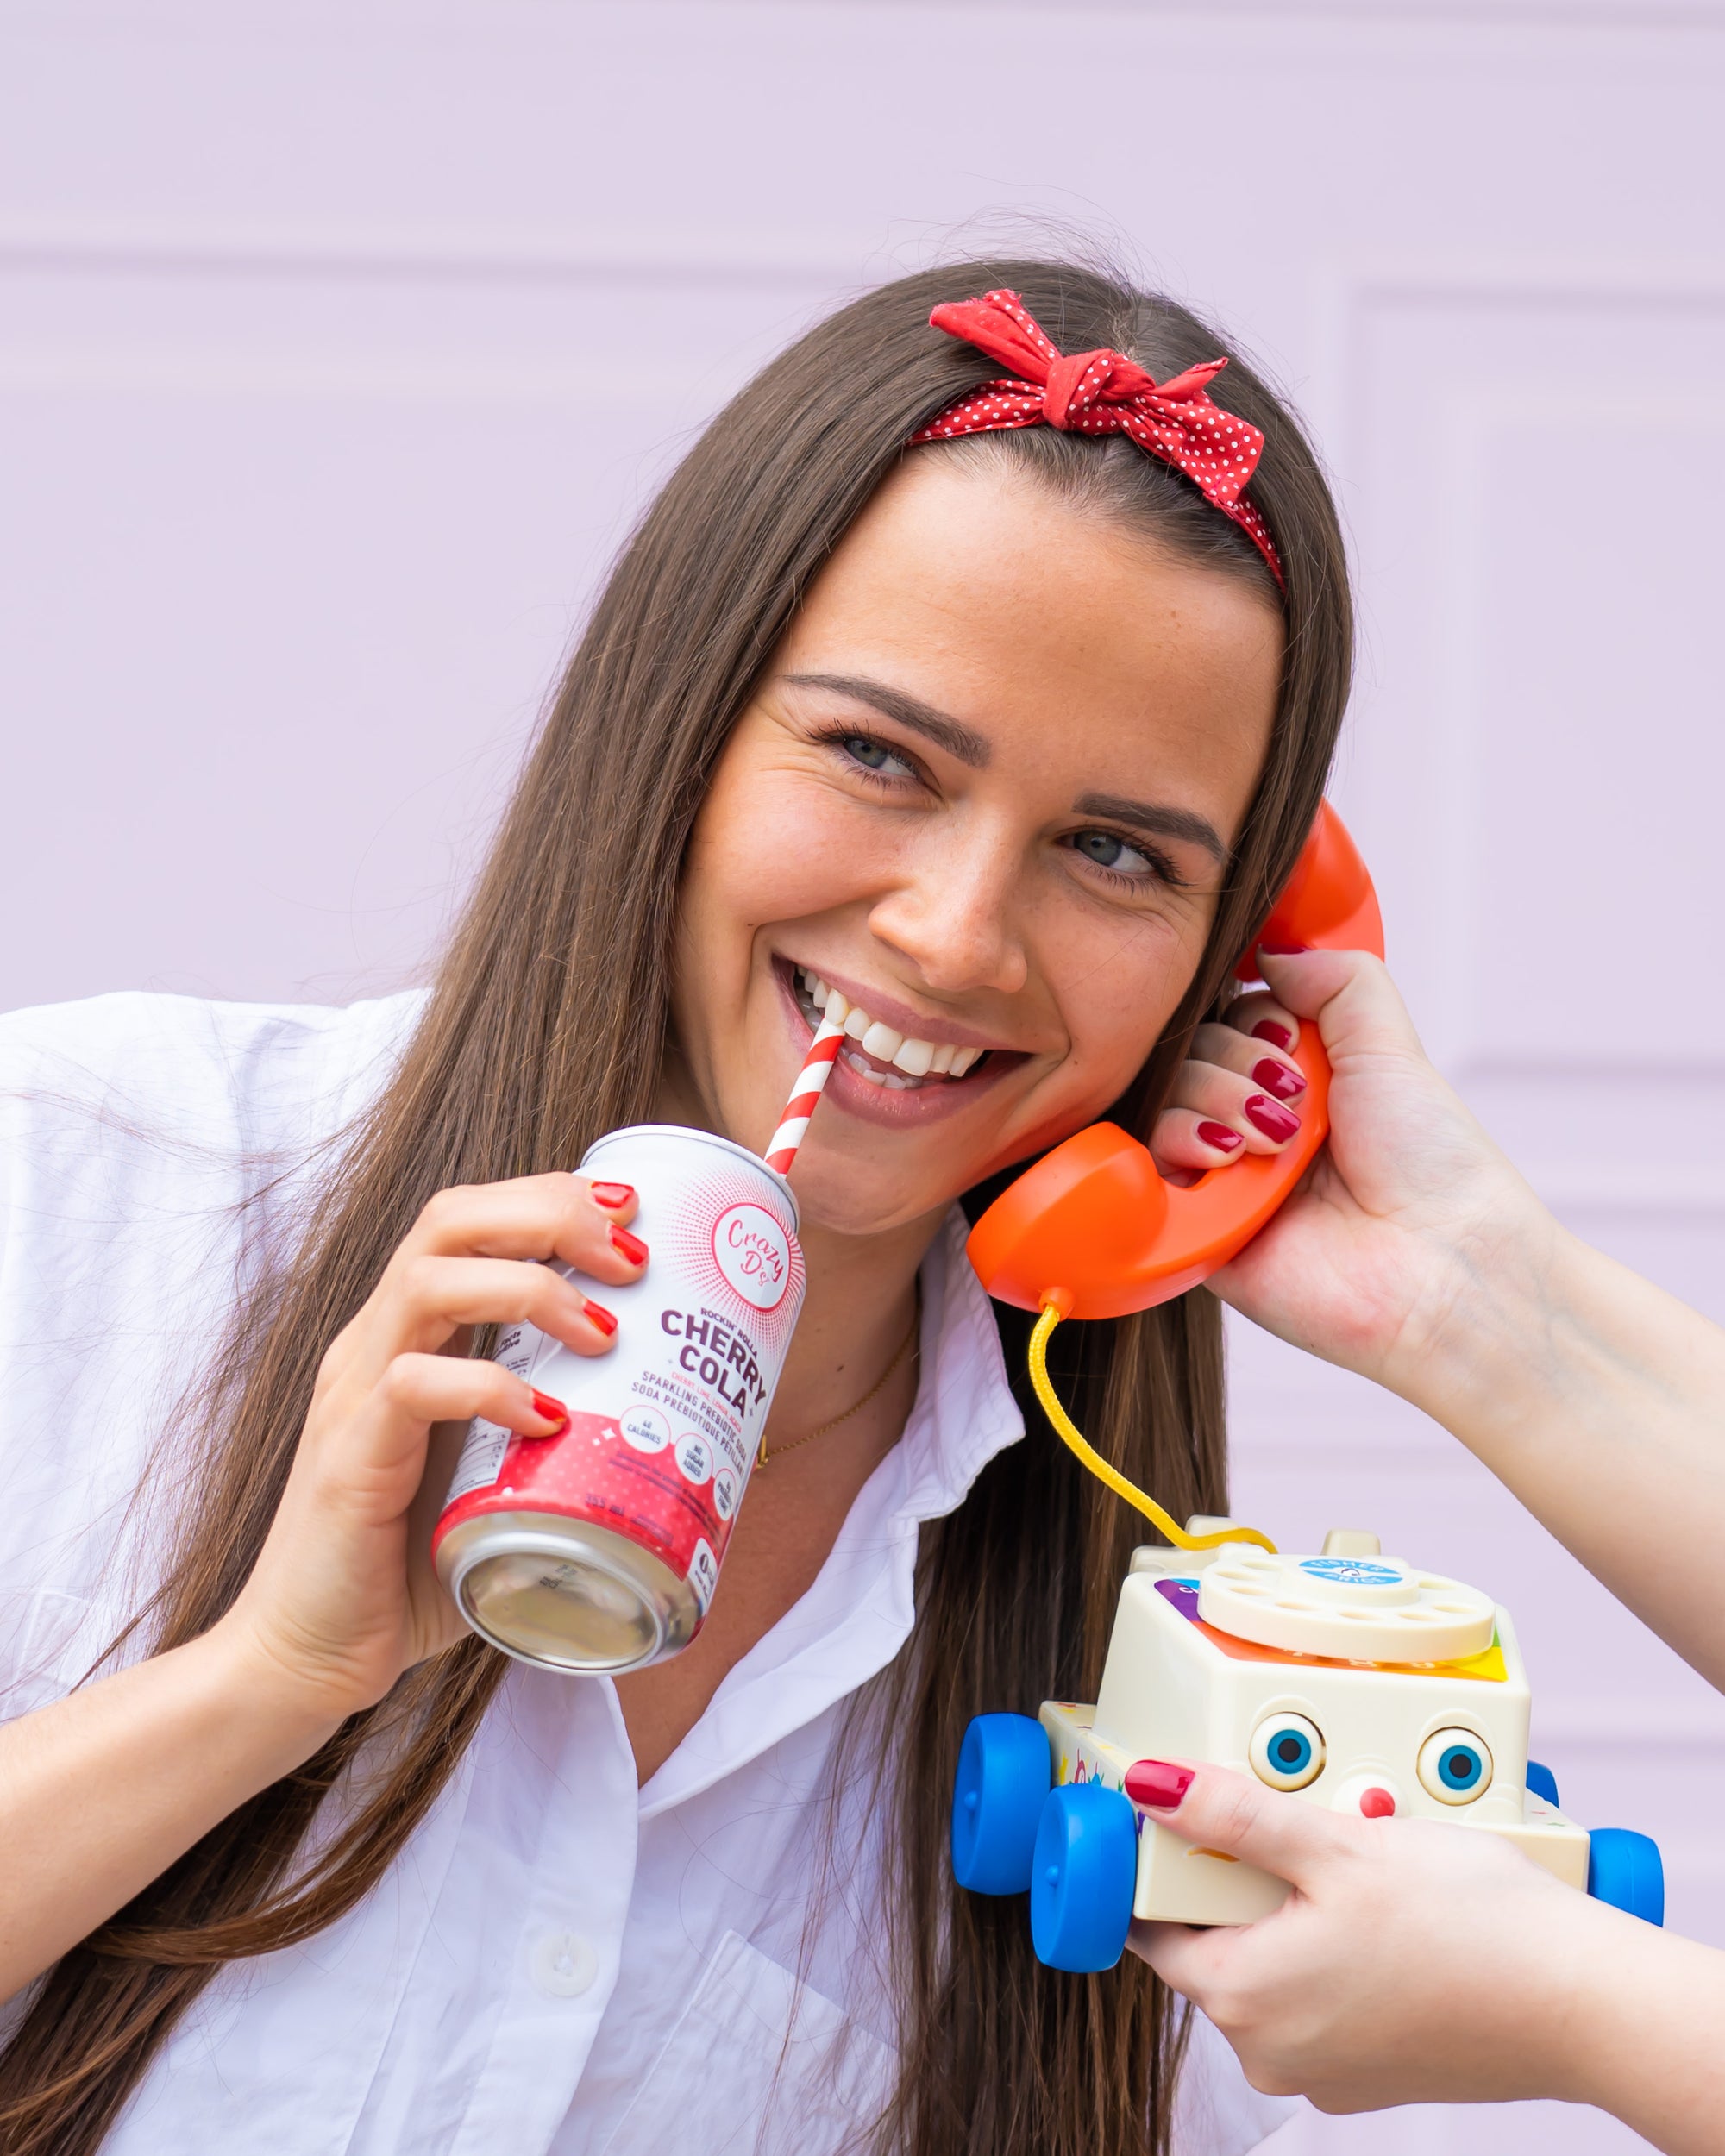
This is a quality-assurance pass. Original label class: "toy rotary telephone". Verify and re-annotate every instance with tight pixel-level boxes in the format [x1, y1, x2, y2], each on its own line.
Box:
[953, 810, 1664, 1967]
[966, 799, 1383, 1323]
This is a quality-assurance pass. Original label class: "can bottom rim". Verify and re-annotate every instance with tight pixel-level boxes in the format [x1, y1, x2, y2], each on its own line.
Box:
[440, 1513, 686, 1674]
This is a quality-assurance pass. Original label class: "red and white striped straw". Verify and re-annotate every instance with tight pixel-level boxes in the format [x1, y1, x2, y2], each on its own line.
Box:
[763, 1012, 847, 1176]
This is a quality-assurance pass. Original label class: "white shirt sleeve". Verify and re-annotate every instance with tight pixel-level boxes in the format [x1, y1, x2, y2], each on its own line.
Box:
[0, 987, 423, 1697]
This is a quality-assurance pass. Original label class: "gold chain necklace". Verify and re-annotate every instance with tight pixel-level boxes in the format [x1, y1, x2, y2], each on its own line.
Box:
[756, 1292, 921, 1470]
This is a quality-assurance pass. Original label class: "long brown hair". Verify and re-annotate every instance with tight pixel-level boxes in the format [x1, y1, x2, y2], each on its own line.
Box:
[0, 258, 1352, 2154]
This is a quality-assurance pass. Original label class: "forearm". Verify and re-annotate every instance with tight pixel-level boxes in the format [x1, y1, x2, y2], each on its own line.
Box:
[1562, 1921, 1725, 2154]
[1390, 1202, 1725, 1688]
[0, 1621, 341, 1999]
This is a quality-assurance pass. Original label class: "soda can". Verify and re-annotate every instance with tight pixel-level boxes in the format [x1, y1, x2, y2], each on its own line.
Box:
[432, 1125, 805, 1672]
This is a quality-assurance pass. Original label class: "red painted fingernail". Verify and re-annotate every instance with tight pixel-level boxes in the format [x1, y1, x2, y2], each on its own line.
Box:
[1196, 1120, 1244, 1154]
[590, 1181, 635, 1211]
[1126, 1759, 1195, 1810]
[608, 1224, 649, 1265]
[1250, 1019, 1295, 1050]
[1251, 1056, 1308, 1101]
[583, 1298, 618, 1338]
[529, 1388, 570, 1435]
[1258, 939, 1310, 956]
[1245, 1094, 1300, 1142]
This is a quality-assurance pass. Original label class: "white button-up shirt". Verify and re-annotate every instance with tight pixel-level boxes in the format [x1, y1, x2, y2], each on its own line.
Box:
[0, 991, 1295, 2154]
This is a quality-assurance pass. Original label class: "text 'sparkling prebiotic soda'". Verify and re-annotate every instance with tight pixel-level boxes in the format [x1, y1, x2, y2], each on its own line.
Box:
[433, 1125, 806, 1671]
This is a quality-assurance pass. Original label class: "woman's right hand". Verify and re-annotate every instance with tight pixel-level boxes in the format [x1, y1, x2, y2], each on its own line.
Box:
[218, 1173, 649, 1727]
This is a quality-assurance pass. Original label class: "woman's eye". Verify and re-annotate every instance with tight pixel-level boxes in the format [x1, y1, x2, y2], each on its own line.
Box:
[1068, 829, 1160, 880]
[836, 733, 916, 780]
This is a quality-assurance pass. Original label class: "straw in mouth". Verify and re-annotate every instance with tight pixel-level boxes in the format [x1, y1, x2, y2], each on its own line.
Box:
[762, 1012, 846, 1175]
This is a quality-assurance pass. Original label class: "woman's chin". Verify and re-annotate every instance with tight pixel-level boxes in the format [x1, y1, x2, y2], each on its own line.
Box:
[783, 1158, 960, 1242]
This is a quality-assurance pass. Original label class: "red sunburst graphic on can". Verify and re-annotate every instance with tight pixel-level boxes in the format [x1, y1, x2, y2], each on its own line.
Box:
[662, 1172, 805, 1354]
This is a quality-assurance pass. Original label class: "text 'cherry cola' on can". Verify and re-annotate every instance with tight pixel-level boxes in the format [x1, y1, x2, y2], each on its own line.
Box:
[432, 1125, 806, 1672]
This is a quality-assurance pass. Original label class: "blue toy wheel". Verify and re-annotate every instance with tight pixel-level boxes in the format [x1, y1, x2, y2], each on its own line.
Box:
[1587, 1828, 1665, 1927]
[1029, 1783, 1138, 1972]
[1525, 1759, 1559, 1808]
[951, 1714, 1051, 1895]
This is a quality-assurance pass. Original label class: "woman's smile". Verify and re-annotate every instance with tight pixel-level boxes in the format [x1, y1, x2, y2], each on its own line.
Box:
[772, 956, 1026, 1127]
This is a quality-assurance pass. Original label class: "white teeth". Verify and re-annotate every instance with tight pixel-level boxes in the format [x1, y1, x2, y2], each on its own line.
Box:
[861, 1020, 903, 1062]
[794, 967, 987, 1083]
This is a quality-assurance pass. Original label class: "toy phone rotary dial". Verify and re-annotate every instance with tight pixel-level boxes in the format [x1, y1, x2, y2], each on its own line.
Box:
[1199, 1550, 1498, 1664]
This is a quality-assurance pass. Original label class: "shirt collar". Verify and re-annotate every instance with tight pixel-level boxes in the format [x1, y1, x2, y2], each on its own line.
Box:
[636, 1206, 1024, 1817]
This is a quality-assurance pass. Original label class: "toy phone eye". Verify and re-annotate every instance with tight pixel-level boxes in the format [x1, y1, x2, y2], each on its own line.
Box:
[1418, 1729, 1493, 1804]
[1249, 1713, 1325, 1791]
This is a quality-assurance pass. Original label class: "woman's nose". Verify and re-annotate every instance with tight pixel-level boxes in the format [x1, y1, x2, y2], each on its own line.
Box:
[867, 830, 1030, 997]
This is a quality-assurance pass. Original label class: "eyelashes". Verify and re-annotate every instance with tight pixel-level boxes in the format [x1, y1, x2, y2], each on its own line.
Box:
[1063, 829, 1187, 891]
[806, 721, 921, 787]
[803, 721, 1187, 891]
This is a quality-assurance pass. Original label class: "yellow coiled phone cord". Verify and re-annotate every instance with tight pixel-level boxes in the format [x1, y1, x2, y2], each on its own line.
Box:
[1028, 1300, 1277, 1554]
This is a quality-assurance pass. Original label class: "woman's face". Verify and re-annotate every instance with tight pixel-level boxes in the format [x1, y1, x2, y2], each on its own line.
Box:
[668, 454, 1283, 1238]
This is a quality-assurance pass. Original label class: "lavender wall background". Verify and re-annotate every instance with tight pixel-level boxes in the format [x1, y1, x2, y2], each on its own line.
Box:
[3, 3, 1722, 2148]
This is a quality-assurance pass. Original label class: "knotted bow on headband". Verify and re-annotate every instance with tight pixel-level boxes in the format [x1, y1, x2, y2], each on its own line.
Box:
[910, 289, 1283, 590]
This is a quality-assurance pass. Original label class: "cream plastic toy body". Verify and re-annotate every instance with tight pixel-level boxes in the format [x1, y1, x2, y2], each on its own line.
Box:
[951, 1525, 1665, 1970]
[1059, 1527, 1583, 1926]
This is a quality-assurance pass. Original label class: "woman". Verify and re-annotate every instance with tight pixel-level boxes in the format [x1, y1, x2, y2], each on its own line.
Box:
[0, 260, 1347, 2153]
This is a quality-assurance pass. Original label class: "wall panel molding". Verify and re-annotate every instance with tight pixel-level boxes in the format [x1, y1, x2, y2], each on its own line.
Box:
[0, 218, 844, 290]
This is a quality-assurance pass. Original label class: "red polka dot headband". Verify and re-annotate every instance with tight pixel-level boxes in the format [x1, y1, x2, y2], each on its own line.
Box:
[910, 288, 1283, 592]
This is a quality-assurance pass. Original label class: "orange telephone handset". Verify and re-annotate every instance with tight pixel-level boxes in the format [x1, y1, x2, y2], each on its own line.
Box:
[967, 802, 1383, 1322]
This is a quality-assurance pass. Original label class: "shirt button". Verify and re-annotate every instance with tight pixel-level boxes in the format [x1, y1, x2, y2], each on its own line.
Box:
[531, 1929, 599, 1999]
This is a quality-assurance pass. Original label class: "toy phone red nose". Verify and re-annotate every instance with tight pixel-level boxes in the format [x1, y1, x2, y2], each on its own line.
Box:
[966, 802, 1383, 1321]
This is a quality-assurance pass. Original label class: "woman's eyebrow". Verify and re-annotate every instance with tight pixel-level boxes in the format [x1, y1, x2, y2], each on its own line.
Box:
[1073, 793, 1229, 866]
[781, 672, 992, 768]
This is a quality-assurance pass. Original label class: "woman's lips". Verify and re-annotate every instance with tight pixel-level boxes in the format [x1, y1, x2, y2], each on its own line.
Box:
[772, 960, 1024, 1129]
[793, 960, 1003, 1056]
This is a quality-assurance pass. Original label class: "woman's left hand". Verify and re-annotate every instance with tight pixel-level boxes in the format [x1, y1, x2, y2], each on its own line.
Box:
[1128, 1759, 1622, 2115]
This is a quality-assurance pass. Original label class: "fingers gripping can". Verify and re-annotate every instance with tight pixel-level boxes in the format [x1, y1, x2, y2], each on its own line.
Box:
[433, 1126, 805, 1672]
